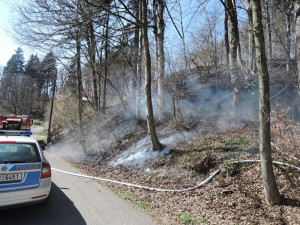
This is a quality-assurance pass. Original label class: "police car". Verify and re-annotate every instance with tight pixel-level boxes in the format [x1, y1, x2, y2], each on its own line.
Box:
[0, 130, 51, 208]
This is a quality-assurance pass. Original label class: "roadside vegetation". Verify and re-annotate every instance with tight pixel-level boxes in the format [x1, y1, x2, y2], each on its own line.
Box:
[70, 109, 299, 224]
[0, 0, 299, 224]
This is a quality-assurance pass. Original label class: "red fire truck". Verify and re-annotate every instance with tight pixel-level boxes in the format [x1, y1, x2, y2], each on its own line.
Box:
[0, 114, 31, 131]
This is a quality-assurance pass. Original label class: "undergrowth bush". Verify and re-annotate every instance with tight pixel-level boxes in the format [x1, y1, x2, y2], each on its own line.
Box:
[271, 107, 300, 159]
[45, 96, 94, 137]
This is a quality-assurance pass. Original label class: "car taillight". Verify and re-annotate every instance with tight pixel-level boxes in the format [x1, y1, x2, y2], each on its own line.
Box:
[41, 162, 51, 179]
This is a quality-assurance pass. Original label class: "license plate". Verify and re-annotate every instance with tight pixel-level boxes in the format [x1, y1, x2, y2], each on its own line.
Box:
[0, 173, 22, 183]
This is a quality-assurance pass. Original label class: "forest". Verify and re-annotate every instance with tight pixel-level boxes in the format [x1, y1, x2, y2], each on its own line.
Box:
[0, 0, 299, 224]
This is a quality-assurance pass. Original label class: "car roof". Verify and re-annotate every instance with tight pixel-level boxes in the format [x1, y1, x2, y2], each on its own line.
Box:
[0, 135, 37, 144]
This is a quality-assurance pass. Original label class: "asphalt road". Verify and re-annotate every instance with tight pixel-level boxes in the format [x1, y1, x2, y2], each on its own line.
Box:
[31, 124, 47, 140]
[0, 126, 156, 225]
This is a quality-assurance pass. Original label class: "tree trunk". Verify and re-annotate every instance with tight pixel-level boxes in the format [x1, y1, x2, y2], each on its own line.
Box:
[47, 70, 56, 144]
[285, 12, 292, 80]
[296, 0, 300, 92]
[246, 0, 256, 75]
[296, 1, 300, 120]
[178, 0, 188, 70]
[85, 15, 98, 111]
[141, 0, 163, 151]
[76, 37, 83, 124]
[252, 0, 281, 205]
[102, 10, 110, 114]
[98, 42, 103, 110]
[132, 2, 139, 117]
[226, 0, 241, 109]
[157, 0, 165, 119]
[232, 0, 244, 67]
[224, 4, 229, 65]
[136, 1, 143, 123]
[96, 37, 128, 113]
[76, 31, 87, 155]
[264, 0, 272, 61]
[89, 20, 98, 111]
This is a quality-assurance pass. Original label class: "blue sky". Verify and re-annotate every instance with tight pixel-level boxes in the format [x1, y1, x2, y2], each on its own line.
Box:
[0, 0, 227, 69]
[0, 1, 38, 67]
[0, 1, 20, 67]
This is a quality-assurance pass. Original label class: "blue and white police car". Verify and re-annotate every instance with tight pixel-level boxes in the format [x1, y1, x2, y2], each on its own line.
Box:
[0, 131, 51, 208]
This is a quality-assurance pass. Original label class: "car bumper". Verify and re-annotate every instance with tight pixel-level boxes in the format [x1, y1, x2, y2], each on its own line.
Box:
[0, 178, 51, 208]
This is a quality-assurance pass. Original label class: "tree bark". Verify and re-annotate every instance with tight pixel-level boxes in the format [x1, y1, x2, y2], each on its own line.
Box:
[264, 0, 272, 61]
[246, 0, 256, 75]
[226, 0, 241, 109]
[178, 1, 189, 70]
[252, 0, 281, 205]
[102, 9, 110, 114]
[85, 14, 98, 111]
[76, 31, 87, 155]
[296, 1, 300, 120]
[285, 11, 292, 80]
[76, 35, 83, 128]
[141, 0, 163, 151]
[82, 1, 98, 111]
[156, 0, 165, 119]
[89, 20, 98, 111]
[132, 2, 139, 118]
[47, 69, 56, 144]
[232, 0, 244, 67]
[224, 4, 229, 65]
[296, 0, 300, 92]
[136, 1, 143, 123]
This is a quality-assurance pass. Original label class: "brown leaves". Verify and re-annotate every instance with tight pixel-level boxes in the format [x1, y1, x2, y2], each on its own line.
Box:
[73, 122, 299, 225]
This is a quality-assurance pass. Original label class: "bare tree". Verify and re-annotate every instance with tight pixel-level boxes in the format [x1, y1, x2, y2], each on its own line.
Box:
[224, 5, 230, 65]
[246, 0, 256, 74]
[222, 0, 242, 109]
[263, 0, 273, 61]
[141, 0, 163, 151]
[178, 0, 189, 70]
[252, 0, 281, 205]
[83, 3, 99, 111]
[281, 1, 294, 79]
[47, 68, 57, 143]
[156, 0, 166, 119]
[136, 1, 143, 123]
[75, 1, 88, 153]
[233, 1, 244, 67]
[102, 6, 110, 114]
[221, 1, 244, 66]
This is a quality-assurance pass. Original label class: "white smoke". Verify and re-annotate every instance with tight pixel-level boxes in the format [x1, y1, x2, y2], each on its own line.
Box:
[50, 71, 292, 166]
[111, 125, 201, 166]
[48, 142, 85, 162]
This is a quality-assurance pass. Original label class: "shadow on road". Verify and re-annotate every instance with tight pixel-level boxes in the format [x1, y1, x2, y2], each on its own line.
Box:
[0, 182, 86, 225]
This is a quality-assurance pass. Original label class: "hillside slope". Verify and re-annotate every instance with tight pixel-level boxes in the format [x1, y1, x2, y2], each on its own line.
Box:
[49, 65, 300, 224]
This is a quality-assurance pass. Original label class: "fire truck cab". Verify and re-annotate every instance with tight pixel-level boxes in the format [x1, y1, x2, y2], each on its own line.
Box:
[0, 114, 31, 131]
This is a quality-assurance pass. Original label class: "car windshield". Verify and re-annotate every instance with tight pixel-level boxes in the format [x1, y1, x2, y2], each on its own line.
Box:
[0, 143, 41, 163]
